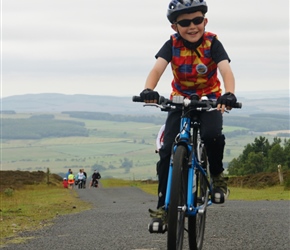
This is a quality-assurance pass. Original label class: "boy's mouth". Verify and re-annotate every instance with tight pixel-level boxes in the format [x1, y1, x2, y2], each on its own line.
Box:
[188, 31, 198, 36]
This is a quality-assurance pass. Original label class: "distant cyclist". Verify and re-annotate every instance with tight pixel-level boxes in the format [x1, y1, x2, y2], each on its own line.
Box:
[75, 169, 86, 188]
[67, 170, 75, 189]
[90, 170, 101, 188]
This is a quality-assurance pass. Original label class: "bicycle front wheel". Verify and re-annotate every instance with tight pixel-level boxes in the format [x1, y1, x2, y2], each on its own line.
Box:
[167, 145, 188, 250]
[188, 146, 209, 250]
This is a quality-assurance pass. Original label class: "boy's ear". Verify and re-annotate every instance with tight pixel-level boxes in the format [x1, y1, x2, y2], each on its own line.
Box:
[171, 23, 178, 31]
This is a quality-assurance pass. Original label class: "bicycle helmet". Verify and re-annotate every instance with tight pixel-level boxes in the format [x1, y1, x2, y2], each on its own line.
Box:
[167, 0, 208, 24]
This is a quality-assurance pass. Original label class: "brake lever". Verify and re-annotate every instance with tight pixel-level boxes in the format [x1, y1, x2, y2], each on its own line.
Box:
[143, 103, 176, 111]
[143, 103, 163, 108]
[207, 107, 229, 113]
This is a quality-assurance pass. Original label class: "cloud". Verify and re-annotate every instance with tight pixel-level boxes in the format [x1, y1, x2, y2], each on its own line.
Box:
[2, 0, 289, 97]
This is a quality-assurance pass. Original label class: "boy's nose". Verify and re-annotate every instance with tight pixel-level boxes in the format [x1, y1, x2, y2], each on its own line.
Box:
[188, 22, 196, 28]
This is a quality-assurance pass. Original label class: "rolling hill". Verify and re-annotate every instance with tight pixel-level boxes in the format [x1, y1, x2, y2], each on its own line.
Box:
[1, 90, 289, 115]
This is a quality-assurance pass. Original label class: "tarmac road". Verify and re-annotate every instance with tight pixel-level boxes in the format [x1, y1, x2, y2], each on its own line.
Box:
[1, 186, 289, 250]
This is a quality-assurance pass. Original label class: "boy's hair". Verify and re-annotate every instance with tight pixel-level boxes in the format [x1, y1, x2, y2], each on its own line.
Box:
[167, 0, 208, 23]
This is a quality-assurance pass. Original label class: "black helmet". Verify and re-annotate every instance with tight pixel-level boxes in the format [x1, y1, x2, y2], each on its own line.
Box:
[167, 0, 208, 24]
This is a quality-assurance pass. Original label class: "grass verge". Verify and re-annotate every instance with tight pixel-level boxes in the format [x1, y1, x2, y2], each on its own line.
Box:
[1, 178, 289, 246]
[228, 186, 290, 200]
[101, 179, 290, 200]
[0, 184, 91, 246]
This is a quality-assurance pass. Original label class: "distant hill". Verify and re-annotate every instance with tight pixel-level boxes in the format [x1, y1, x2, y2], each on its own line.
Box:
[1, 91, 289, 115]
[1, 93, 141, 114]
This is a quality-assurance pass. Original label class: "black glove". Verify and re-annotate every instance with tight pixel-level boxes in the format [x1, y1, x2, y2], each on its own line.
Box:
[217, 92, 237, 107]
[140, 88, 159, 103]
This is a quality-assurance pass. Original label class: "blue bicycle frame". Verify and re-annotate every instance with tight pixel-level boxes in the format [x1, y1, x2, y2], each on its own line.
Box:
[164, 116, 212, 216]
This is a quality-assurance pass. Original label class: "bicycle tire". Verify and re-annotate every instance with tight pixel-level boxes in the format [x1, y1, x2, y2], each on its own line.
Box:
[188, 145, 209, 250]
[167, 145, 188, 250]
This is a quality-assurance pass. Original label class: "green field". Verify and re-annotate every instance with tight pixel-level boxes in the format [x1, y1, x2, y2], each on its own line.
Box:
[1, 113, 284, 179]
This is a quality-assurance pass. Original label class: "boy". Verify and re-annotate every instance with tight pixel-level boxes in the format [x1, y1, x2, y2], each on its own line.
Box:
[62, 177, 68, 188]
[67, 170, 75, 189]
[140, 0, 237, 228]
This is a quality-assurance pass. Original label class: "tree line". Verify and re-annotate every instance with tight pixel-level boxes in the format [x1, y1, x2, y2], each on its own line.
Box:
[62, 111, 166, 125]
[65, 111, 289, 133]
[223, 114, 289, 132]
[1, 112, 289, 140]
[2, 117, 88, 139]
[228, 136, 290, 176]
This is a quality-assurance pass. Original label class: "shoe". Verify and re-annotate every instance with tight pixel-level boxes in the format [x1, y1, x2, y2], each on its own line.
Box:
[148, 207, 167, 234]
[211, 173, 230, 204]
[149, 207, 167, 220]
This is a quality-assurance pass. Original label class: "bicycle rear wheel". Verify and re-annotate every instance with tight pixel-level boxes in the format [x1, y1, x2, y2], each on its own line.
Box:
[167, 145, 188, 250]
[188, 146, 209, 250]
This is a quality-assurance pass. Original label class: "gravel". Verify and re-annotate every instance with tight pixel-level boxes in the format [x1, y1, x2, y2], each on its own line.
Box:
[1, 187, 289, 250]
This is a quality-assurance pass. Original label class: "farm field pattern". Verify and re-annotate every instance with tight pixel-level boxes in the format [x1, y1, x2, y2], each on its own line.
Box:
[1, 113, 288, 179]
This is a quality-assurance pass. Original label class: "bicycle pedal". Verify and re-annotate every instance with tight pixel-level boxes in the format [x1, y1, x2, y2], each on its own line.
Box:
[148, 218, 167, 234]
[211, 188, 228, 204]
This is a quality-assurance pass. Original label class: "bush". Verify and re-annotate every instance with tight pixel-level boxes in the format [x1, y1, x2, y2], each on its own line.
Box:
[284, 179, 290, 190]
[4, 188, 14, 197]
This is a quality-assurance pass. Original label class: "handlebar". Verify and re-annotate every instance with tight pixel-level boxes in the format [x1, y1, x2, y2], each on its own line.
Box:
[132, 95, 242, 111]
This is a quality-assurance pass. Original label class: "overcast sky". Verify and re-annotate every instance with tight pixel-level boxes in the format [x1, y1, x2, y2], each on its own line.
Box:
[1, 0, 289, 98]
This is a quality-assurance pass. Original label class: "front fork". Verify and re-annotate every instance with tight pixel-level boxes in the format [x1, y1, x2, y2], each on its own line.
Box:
[164, 117, 191, 211]
[164, 151, 174, 211]
[164, 145, 211, 215]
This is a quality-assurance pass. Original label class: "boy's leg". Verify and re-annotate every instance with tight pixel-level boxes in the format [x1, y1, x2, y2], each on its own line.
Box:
[204, 134, 225, 175]
[156, 110, 181, 209]
[200, 110, 224, 175]
[200, 110, 229, 202]
[148, 110, 180, 233]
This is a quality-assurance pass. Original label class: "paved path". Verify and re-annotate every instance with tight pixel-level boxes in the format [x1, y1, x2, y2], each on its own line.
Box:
[1, 187, 289, 250]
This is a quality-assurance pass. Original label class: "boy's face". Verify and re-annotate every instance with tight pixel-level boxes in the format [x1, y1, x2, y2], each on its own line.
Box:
[171, 11, 208, 43]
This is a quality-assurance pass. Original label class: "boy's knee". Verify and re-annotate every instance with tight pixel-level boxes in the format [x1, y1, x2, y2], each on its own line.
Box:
[204, 134, 225, 145]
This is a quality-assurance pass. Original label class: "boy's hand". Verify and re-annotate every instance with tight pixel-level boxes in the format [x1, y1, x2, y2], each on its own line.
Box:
[140, 88, 160, 103]
[217, 92, 237, 113]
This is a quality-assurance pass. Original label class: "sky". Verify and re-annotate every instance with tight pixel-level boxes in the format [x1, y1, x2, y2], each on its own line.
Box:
[1, 0, 289, 98]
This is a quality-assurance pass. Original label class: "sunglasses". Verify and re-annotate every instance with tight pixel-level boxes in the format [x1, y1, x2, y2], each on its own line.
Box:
[176, 16, 204, 27]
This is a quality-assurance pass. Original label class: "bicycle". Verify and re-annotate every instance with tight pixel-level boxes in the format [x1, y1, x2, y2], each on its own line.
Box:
[76, 179, 85, 189]
[132, 94, 242, 250]
[91, 179, 99, 188]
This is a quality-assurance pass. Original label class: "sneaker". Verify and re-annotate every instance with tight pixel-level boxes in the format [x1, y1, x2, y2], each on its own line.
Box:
[149, 207, 167, 220]
[211, 173, 230, 204]
[148, 207, 167, 234]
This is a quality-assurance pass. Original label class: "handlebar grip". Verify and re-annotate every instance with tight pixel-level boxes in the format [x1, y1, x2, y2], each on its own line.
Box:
[234, 102, 242, 108]
[132, 96, 143, 102]
[132, 95, 166, 104]
[215, 102, 242, 109]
